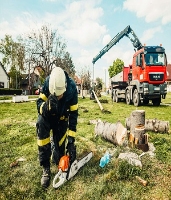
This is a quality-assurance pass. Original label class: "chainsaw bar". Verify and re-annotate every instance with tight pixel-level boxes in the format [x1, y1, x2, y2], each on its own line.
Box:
[67, 151, 93, 180]
[53, 151, 93, 188]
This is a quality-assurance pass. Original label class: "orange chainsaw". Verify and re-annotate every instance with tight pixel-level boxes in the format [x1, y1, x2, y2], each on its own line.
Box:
[53, 152, 93, 189]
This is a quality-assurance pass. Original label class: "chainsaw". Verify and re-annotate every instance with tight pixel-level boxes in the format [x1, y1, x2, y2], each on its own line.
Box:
[53, 151, 93, 189]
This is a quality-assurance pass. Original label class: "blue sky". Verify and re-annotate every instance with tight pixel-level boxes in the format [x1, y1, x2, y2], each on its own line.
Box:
[0, 0, 171, 86]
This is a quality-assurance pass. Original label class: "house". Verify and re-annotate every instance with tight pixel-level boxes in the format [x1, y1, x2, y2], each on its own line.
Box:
[20, 72, 41, 94]
[0, 62, 10, 88]
[166, 64, 171, 92]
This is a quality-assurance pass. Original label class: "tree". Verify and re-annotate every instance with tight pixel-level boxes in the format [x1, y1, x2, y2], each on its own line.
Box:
[24, 24, 75, 80]
[77, 67, 91, 95]
[59, 52, 75, 79]
[95, 77, 103, 90]
[108, 58, 124, 78]
[0, 35, 25, 70]
[0, 35, 25, 88]
[0, 24, 76, 90]
[94, 77, 102, 97]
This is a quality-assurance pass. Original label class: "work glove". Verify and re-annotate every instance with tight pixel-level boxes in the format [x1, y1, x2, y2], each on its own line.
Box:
[66, 136, 76, 164]
[47, 95, 58, 115]
[41, 95, 58, 116]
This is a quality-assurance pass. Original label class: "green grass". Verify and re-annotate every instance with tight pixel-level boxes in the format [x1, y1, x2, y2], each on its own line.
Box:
[0, 93, 171, 199]
[0, 95, 38, 100]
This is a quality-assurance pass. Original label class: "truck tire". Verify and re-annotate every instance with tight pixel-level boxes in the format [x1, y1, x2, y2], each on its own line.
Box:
[115, 91, 119, 103]
[152, 97, 161, 106]
[126, 90, 131, 105]
[112, 91, 116, 102]
[133, 89, 140, 106]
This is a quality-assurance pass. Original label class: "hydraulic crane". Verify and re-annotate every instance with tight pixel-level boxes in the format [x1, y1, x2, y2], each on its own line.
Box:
[92, 25, 143, 64]
[92, 25, 167, 106]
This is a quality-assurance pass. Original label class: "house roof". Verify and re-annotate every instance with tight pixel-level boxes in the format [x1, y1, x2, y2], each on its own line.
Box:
[167, 64, 171, 81]
[74, 75, 81, 85]
[0, 62, 10, 79]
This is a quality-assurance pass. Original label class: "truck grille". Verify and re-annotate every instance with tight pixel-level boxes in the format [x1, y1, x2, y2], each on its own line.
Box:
[149, 73, 164, 81]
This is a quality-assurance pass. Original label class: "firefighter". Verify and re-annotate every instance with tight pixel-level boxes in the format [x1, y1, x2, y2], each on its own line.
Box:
[36, 66, 78, 188]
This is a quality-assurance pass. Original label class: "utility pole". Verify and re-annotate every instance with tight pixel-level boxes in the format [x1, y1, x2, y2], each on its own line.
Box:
[16, 67, 17, 89]
[105, 68, 106, 92]
[28, 62, 30, 95]
[93, 64, 95, 91]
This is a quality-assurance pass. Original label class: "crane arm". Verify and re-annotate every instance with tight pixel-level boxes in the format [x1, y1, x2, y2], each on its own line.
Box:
[92, 25, 143, 64]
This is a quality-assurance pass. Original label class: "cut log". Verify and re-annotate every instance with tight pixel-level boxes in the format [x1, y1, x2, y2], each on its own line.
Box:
[126, 118, 170, 133]
[94, 121, 127, 146]
[92, 90, 104, 111]
[145, 119, 170, 133]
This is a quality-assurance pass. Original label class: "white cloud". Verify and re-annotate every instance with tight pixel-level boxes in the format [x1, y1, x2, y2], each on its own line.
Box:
[102, 34, 111, 45]
[123, 0, 171, 24]
[59, 0, 106, 46]
[113, 6, 122, 13]
[0, 12, 43, 39]
[140, 26, 162, 43]
[102, 45, 133, 66]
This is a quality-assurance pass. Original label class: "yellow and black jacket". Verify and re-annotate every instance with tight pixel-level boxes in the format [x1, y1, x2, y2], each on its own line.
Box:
[36, 71, 78, 138]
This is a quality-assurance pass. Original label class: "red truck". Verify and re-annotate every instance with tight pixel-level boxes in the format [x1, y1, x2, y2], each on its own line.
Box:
[92, 25, 167, 106]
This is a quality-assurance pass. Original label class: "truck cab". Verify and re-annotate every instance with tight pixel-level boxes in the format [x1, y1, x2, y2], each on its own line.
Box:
[131, 46, 167, 105]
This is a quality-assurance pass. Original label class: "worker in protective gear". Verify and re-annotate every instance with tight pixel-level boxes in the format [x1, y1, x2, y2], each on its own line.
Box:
[36, 66, 78, 188]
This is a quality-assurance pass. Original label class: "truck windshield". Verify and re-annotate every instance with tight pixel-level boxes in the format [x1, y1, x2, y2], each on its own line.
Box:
[145, 53, 165, 66]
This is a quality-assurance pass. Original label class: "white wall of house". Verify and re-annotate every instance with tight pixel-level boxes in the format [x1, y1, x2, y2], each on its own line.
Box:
[0, 65, 9, 88]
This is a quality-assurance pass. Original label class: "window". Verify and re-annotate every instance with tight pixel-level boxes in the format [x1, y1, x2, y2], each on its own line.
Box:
[136, 54, 142, 66]
[145, 53, 165, 66]
[0, 82, 4, 88]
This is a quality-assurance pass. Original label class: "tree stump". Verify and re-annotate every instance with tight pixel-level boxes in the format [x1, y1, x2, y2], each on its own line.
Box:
[126, 118, 169, 133]
[94, 121, 127, 146]
[130, 110, 145, 135]
[134, 125, 145, 144]
[128, 110, 145, 148]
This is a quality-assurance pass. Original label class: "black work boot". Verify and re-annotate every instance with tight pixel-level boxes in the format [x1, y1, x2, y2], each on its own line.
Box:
[41, 166, 51, 188]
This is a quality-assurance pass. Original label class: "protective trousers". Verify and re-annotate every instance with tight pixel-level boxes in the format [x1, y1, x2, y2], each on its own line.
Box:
[36, 114, 68, 167]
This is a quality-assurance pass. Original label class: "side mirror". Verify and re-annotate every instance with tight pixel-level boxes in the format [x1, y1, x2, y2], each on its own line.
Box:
[165, 53, 167, 66]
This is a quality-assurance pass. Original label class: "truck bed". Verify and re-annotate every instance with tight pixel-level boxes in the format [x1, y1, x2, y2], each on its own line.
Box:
[111, 81, 128, 89]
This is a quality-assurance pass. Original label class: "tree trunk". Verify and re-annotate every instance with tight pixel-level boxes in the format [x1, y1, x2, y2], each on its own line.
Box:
[94, 121, 127, 146]
[92, 90, 104, 111]
[134, 126, 145, 144]
[126, 118, 170, 133]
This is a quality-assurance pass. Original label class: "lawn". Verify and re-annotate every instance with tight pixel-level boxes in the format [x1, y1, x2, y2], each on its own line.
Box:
[0, 93, 171, 200]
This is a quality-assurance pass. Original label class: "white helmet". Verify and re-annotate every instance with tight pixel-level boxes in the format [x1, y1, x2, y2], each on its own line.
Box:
[49, 67, 66, 96]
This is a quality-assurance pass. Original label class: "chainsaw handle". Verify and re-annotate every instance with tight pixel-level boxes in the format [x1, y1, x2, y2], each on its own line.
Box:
[53, 169, 67, 189]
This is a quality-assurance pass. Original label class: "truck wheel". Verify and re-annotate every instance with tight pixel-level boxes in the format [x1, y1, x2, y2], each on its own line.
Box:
[133, 89, 140, 106]
[112, 92, 116, 102]
[126, 90, 131, 105]
[115, 91, 119, 103]
[152, 98, 161, 106]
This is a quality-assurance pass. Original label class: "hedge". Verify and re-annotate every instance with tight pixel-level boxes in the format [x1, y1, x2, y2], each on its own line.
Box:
[0, 88, 22, 95]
